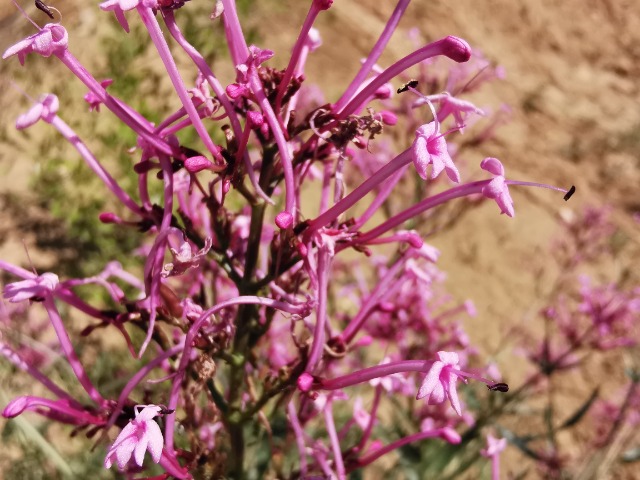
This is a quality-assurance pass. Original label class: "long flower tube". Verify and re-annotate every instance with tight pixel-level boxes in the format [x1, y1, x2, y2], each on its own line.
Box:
[56, 50, 177, 157]
[137, 154, 175, 358]
[137, 5, 223, 163]
[274, 0, 331, 116]
[50, 116, 143, 215]
[220, 0, 250, 67]
[287, 401, 309, 475]
[306, 246, 331, 373]
[42, 296, 106, 405]
[350, 179, 571, 248]
[323, 398, 346, 479]
[315, 360, 431, 391]
[246, 51, 297, 222]
[340, 253, 408, 344]
[307, 149, 413, 232]
[101, 344, 184, 442]
[0, 342, 82, 407]
[162, 11, 272, 204]
[337, 36, 471, 118]
[333, 0, 411, 112]
[2, 395, 106, 425]
[346, 428, 461, 473]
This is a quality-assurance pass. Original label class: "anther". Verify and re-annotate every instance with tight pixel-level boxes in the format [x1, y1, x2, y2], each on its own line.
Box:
[35, 0, 54, 19]
[397, 80, 419, 94]
[487, 382, 509, 393]
[563, 185, 576, 201]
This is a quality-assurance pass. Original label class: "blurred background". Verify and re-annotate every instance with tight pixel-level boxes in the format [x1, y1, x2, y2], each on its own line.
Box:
[1, 1, 639, 478]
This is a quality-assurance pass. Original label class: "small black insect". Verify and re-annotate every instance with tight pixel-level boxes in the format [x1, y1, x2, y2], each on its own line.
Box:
[563, 185, 576, 201]
[487, 382, 509, 393]
[397, 79, 419, 94]
[35, 0, 54, 19]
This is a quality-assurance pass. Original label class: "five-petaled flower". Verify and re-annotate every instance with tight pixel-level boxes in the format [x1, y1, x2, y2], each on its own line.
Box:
[416, 351, 463, 416]
[411, 122, 460, 183]
[480, 157, 514, 217]
[104, 404, 165, 470]
[3, 273, 59, 302]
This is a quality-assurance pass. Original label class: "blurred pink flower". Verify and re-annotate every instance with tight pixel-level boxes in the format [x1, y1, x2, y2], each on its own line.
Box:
[3, 273, 59, 302]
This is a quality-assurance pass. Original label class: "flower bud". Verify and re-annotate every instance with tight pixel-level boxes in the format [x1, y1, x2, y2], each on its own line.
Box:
[99, 212, 122, 224]
[275, 211, 293, 230]
[297, 372, 314, 392]
[2, 396, 28, 418]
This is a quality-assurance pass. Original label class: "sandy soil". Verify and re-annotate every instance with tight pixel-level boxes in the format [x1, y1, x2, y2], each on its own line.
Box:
[1, 0, 639, 478]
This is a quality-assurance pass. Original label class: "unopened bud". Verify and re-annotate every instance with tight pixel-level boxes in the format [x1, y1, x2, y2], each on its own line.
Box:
[185, 155, 213, 173]
[379, 111, 398, 126]
[275, 211, 293, 230]
[99, 212, 121, 224]
[297, 372, 314, 392]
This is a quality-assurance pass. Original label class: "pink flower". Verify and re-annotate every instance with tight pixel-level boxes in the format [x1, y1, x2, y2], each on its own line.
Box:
[104, 405, 164, 470]
[84, 79, 113, 112]
[100, 0, 156, 33]
[15, 94, 59, 130]
[411, 122, 460, 183]
[3, 273, 59, 302]
[416, 351, 463, 416]
[480, 157, 514, 217]
[189, 73, 218, 117]
[480, 433, 507, 458]
[2, 24, 68, 65]
[353, 397, 372, 430]
[162, 238, 212, 277]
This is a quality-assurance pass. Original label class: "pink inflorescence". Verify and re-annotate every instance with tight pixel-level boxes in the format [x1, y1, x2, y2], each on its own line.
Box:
[0, 1, 578, 478]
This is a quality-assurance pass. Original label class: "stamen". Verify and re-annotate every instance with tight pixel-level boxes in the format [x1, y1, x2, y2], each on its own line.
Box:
[35, 0, 54, 19]
[487, 382, 509, 393]
[563, 185, 576, 201]
[397, 79, 418, 94]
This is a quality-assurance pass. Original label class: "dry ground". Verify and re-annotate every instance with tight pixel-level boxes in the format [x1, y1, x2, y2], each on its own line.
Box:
[1, 0, 639, 478]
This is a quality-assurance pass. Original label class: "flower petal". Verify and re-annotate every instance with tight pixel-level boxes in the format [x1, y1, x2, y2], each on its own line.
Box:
[146, 420, 164, 463]
[417, 361, 444, 399]
[412, 135, 429, 180]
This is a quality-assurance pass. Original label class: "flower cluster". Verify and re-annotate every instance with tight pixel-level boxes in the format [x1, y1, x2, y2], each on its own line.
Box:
[1, 0, 577, 478]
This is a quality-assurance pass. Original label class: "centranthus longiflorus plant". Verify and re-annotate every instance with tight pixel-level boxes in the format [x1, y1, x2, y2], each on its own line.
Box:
[3, 0, 638, 479]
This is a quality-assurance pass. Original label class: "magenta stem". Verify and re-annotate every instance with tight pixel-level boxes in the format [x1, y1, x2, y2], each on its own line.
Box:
[51, 116, 142, 215]
[319, 360, 431, 390]
[275, 2, 322, 114]
[337, 36, 471, 118]
[323, 400, 346, 479]
[350, 429, 452, 471]
[42, 296, 104, 405]
[308, 148, 412, 231]
[137, 6, 222, 162]
[56, 50, 176, 157]
[334, 0, 410, 111]
[306, 247, 331, 372]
